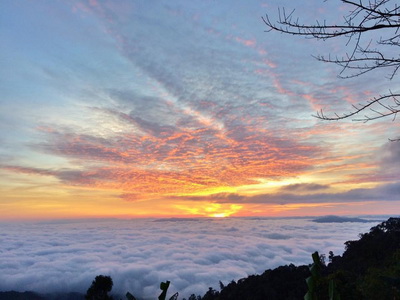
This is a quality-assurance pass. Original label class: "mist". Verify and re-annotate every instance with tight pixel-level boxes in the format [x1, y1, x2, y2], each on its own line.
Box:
[0, 216, 386, 299]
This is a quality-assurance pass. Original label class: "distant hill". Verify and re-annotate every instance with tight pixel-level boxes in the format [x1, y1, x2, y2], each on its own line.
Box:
[0, 291, 45, 300]
[0, 292, 84, 300]
[311, 215, 377, 223]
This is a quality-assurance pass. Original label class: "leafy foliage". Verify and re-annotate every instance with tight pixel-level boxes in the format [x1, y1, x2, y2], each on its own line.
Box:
[124, 280, 178, 300]
[326, 217, 400, 299]
[85, 275, 113, 300]
[200, 264, 310, 300]
[304, 252, 324, 300]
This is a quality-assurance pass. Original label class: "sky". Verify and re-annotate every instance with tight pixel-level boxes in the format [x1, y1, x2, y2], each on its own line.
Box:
[1, 0, 399, 220]
[0, 217, 386, 298]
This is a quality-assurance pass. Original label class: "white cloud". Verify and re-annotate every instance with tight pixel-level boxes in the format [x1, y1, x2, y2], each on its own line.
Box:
[0, 217, 387, 299]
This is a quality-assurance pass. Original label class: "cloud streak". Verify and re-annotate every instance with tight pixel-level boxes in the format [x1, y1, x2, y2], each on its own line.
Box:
[173, 182, 400, 205]
[12, 101, 323, 198]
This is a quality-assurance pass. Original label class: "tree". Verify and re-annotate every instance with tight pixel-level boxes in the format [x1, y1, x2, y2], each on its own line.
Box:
[183, 294, 202, 300]
[201, 287, 219, 300]
[85, 275, 114, 300]
[263, 0, 400, 140]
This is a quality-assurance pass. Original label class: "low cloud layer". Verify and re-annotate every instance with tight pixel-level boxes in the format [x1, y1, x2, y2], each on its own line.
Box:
[0, 217, 386, 299]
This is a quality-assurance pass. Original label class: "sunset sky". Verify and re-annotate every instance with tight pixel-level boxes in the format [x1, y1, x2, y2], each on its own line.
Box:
[1, 0, 399, 220]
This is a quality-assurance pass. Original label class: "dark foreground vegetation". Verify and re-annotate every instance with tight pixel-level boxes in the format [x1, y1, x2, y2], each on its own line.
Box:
[1, 218, 399, 300]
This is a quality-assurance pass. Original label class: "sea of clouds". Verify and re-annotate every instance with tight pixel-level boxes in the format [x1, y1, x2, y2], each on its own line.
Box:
[0, 216, 389, 299]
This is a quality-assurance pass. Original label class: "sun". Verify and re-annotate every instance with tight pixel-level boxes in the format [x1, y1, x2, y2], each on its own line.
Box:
[210, 212, 229, 218]
[204, 203, 242, 218]
[174, 202, 243, 218]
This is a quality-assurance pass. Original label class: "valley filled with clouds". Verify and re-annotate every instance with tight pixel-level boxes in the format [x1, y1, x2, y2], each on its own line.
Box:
[0, 217, 386, 298]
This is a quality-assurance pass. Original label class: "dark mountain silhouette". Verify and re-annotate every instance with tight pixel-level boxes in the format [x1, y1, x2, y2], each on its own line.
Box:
[0, 292, 84, 300]
[198, 217, 400, 300]
[311, 215, 378, 223]
[0, 291, 46, 300]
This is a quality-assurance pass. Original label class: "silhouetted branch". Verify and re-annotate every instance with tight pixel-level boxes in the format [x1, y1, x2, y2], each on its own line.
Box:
[262, 0, 400, 78]
[263, 0, 400, 140]
[313, 92, 400, 120]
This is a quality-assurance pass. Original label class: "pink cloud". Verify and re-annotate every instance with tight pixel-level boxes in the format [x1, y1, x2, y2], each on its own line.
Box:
[258, 48, 268, 56]
[303, 94, 323, 111]
[19, 104, 328, 198]
[261, 58, 276, 68]
[235, 37, 256, 48]
[88, 0, 99, 7]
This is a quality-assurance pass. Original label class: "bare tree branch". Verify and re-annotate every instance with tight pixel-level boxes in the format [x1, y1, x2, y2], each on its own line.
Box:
[263, 0, 400, 140]
[313, 92, 400, 120]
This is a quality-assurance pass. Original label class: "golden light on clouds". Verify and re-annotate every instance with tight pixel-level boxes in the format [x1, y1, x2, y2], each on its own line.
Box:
[173, 202, 243, 218]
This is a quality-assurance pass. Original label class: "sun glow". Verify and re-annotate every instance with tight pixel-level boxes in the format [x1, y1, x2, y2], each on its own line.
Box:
[204, 203, 243, 217]
[210, 212, 229, 218]
[174, 202, 243, 217]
